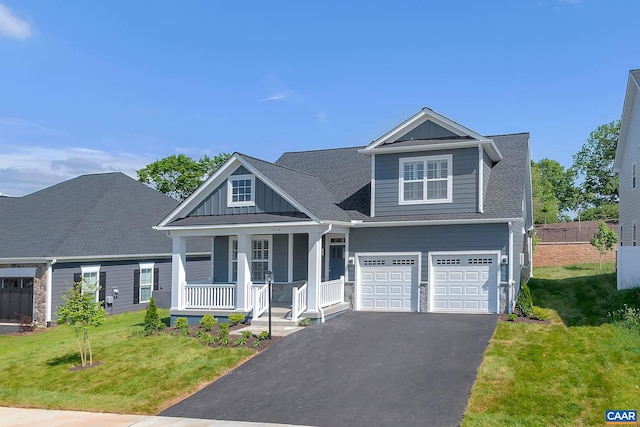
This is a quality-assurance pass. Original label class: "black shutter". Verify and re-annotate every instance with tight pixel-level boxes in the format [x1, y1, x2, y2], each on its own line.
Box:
[153, 268, 159, 291]
[133, 269, 140, 304]
[73, 273, 82, 291]
[99, 272, 107, 306]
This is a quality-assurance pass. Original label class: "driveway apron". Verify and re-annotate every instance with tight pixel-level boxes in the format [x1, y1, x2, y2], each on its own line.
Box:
[161, 312, 497, 427]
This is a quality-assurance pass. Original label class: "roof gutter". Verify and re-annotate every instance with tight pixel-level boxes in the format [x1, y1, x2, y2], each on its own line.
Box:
[348, 217, 522, 228]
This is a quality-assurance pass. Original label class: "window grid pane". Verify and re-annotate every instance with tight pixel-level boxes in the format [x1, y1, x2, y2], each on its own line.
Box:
[231, 178, 252, 202]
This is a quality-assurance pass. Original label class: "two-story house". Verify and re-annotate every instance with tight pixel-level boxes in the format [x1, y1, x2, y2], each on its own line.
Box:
[157, 107, 533, 324]
[614, 69, 640, 289]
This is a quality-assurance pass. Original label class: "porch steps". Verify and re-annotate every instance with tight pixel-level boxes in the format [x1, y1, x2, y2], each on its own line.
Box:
[250, 305, 300, 327]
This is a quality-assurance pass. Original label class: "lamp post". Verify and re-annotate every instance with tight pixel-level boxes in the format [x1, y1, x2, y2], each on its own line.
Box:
[265, 271, 273, 340]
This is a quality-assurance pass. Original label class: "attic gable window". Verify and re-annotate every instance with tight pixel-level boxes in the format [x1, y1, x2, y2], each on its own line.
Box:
[399, 155, 452, 204]
[227, 174, 255, 207]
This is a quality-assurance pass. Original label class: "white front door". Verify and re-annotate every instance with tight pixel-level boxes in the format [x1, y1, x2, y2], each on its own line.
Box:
[431, 253, 499, 313]
[358, 255, 418, 311]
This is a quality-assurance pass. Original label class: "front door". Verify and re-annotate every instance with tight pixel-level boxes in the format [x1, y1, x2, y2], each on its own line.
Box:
[329, 245, 345, 280]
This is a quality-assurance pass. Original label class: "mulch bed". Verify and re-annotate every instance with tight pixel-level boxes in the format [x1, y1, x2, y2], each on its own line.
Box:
[164, 323, 281, 352]
[498, 313, 552, 325]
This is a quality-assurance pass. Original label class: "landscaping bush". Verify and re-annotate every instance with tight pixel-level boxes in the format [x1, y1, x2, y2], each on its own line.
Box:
[298, 317, 310, 326]
[174, 317, 189, 336]
[196, 329, 217, 345]
[609, 304, 640, 332]
[507, 313, 517, 322]
[529, 306, 551, 321]
[218, 323, 230, 345]
[199, 314, 217, 331]
[228, 313, 245, 326]
[515, 282, 533, 317]
[234, 330, 252, 346]
[143, 297, 165, 335]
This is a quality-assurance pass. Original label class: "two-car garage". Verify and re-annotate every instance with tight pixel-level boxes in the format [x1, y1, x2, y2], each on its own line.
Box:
[357, 252, 500, 314]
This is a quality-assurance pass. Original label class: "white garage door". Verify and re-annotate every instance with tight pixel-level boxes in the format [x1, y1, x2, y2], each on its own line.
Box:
[358, 255, 418, 311]
[431, 254, 499, 313]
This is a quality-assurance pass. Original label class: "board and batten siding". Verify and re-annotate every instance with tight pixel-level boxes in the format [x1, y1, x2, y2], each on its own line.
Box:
[483, 150, 492, 202]
[347, 223, 509, 282]
[189, 166, 300, 216]
[394, 120, 458, 141]
[619, 87, 640, 246]
[374, 148, 478, 216]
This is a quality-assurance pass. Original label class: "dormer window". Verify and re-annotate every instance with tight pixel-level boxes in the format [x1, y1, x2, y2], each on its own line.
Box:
[399, 155, 452, 204]
[227, 175, 255, 207]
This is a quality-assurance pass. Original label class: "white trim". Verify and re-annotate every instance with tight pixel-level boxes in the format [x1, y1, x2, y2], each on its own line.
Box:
[46, 260, 56, 323]
[508, 222, 514, 313]
[210, 238, 215, 283]
[229, 236, 238, 282]
[399, 155, 453, 205]
[354, 252, 422, 312]
[370, 154, 376, 217]
[80, 265, 101, 302]
[363, 139, 501, 160]
[349, 218, 521, 227]
[614, 71, 640, 171]
[325, 234, 346, 281]
[478, 144, 484, 213]
[428, 250, 501, 314]
[227, 174, 256, 207]
[287, 233, 294, 282]
[138, 262, 155, 304]
[229, 235, 274, 283]
[157, 220, 318, 233]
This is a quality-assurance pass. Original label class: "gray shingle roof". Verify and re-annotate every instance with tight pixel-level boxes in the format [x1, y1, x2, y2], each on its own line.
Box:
[631, 69, 640, 84]
[0, 173, 182, 259]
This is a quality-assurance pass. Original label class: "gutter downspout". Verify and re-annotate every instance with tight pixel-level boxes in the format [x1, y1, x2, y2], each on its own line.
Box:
[46, 259, 57, 326]
[317, 224, 333, 323]
[508, 222, 514, 314]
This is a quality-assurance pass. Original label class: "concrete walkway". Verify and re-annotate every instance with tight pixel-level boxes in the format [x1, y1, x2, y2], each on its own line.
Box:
[0, 407, 315, 427]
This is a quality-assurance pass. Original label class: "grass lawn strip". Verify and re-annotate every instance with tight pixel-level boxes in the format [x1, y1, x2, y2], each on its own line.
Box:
[0, 310, 254, 414]
[463, 263, 640, 426]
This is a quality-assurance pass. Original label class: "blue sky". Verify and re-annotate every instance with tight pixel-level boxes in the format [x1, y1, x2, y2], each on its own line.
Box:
[1, 0, 638, 196]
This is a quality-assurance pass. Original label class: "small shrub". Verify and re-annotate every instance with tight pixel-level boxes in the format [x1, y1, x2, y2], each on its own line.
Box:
[529, 306, 551, 321]
[258, 330, 270, 340]
[219, 336, 230, 346]
[218, 323, 229, 343]
[234, 335, 248, 346]
[19, 315, 35, 332]
[143, 298, 165, 335]
[298, 318, 310, 327]
[515, 283, 533, 317]
[200, 314, 217, 331]
[241, 330, 252, 339]
[609, 305, 640, 332]
[507, 313, 517, 322]
[174, 317, 189, 336]
[196, 329, 217, 345]
[228, 313, 245, 326]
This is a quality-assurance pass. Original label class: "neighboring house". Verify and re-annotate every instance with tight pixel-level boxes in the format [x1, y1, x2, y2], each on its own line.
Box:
[533, 220, 619, 267]
[0, 173, 210, 325]
[614, 69, 640, 289]
[157, 107, 534, 324]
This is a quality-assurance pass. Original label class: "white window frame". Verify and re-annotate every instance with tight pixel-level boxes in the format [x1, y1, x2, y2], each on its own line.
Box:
[227, 174, 256, 207]
[80, 265, 101, 301]
[633, 221, 637, 247]
[633, 163, 637, 190]
[399, 155, 453, 205]
[251, 236, 272, 283]
[139, 262, 154, 304]
[229, 236, 273, 283]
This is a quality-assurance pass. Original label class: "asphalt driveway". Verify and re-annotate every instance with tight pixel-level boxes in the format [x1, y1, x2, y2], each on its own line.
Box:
[161, 311, 497, 427]
[0, 324, 19, 335]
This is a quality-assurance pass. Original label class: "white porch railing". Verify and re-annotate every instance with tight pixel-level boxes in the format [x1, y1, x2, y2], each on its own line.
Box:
[291, 282, 308, 321]
[252, 283, 269, 319]
[184, 284, 235, 309]
[319, 276, 344, 308]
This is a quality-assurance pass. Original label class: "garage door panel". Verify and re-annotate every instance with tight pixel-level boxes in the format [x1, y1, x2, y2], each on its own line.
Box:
[449, 271, 464, 281]
[359, 255, 417, 312]
[465, 271, 479, 281]
[434, 271, 447, 281]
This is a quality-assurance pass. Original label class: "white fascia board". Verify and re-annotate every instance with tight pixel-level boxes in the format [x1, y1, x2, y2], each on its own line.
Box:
[614, 75, 639, 171]
[233, 157, 320, 222]
[157, 155, 244, 227]
[362, 107, 489, 152]
[478, 144, 484, 213]
[360, 139, 502, 162]
[161, 222, 330, 237]
[349, 218, 521, 227]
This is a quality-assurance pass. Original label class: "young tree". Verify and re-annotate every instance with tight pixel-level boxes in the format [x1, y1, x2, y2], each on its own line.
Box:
[143, 297, 164, 335]
[572, 120, 620, 207]
[56, 280, 107, 367]
[137, 153, 231, 201]
[590, 221, 618, 271]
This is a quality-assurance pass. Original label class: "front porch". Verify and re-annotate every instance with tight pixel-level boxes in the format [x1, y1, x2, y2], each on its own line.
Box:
[168, 226, 351, 324]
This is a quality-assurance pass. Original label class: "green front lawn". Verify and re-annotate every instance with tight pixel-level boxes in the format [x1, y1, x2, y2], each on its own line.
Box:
[463, 263, 640, 426]
[0, 310, 253, 414]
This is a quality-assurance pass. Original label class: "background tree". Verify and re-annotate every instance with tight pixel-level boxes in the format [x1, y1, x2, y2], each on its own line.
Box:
[532, 160, 561, 224]
[55, 280, 107, 367]
[137, 153, 231, 201]
[572, 120, 620, 207]
[535, 158, 576, 213]
[590, 221, 618, 270]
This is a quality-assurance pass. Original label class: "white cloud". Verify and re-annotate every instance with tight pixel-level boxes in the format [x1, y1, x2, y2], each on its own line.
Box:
[258, 93, 287, 102]
[0, 3, 33, 40]
[0, 145, 153, 196]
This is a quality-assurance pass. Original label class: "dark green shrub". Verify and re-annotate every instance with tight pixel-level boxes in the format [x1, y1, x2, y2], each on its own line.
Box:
[200, 314, 217, 331]
[174, 317, 189, 336]
[507, 313, 517, 321]
[515, 283, 533, 317]
[143, 297, 164, 335]
[228, 313, 245, 326]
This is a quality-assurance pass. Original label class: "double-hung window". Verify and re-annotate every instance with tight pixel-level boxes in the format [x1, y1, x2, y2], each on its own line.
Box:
[399, 155, 452, 204]
[227, 175, 255, 207]
[139, 263, 154, 303]
[229, 237, 271, 282]
[81, 265, 101, 301]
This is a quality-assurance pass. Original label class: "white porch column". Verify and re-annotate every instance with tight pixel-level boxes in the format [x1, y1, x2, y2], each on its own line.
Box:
[307, 230, 323, 313]
[236, 233, 252, 311]
[171, 236, 187, 310]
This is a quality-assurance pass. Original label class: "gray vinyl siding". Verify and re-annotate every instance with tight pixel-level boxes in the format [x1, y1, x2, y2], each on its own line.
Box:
[483, 151, 492, 201]
[394, 120, 458, 141]
[213, 236, 230, 282]
[619, 87, 640, 246]
[293, 233, 308, 281]
[374, 148, 478, 216]
[272, 234, 288, 282]
[50, 257, 210, 320]
[189, 166, 300, 216]
[511, 220, 525, 294]
[348, 223, 509, 282]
